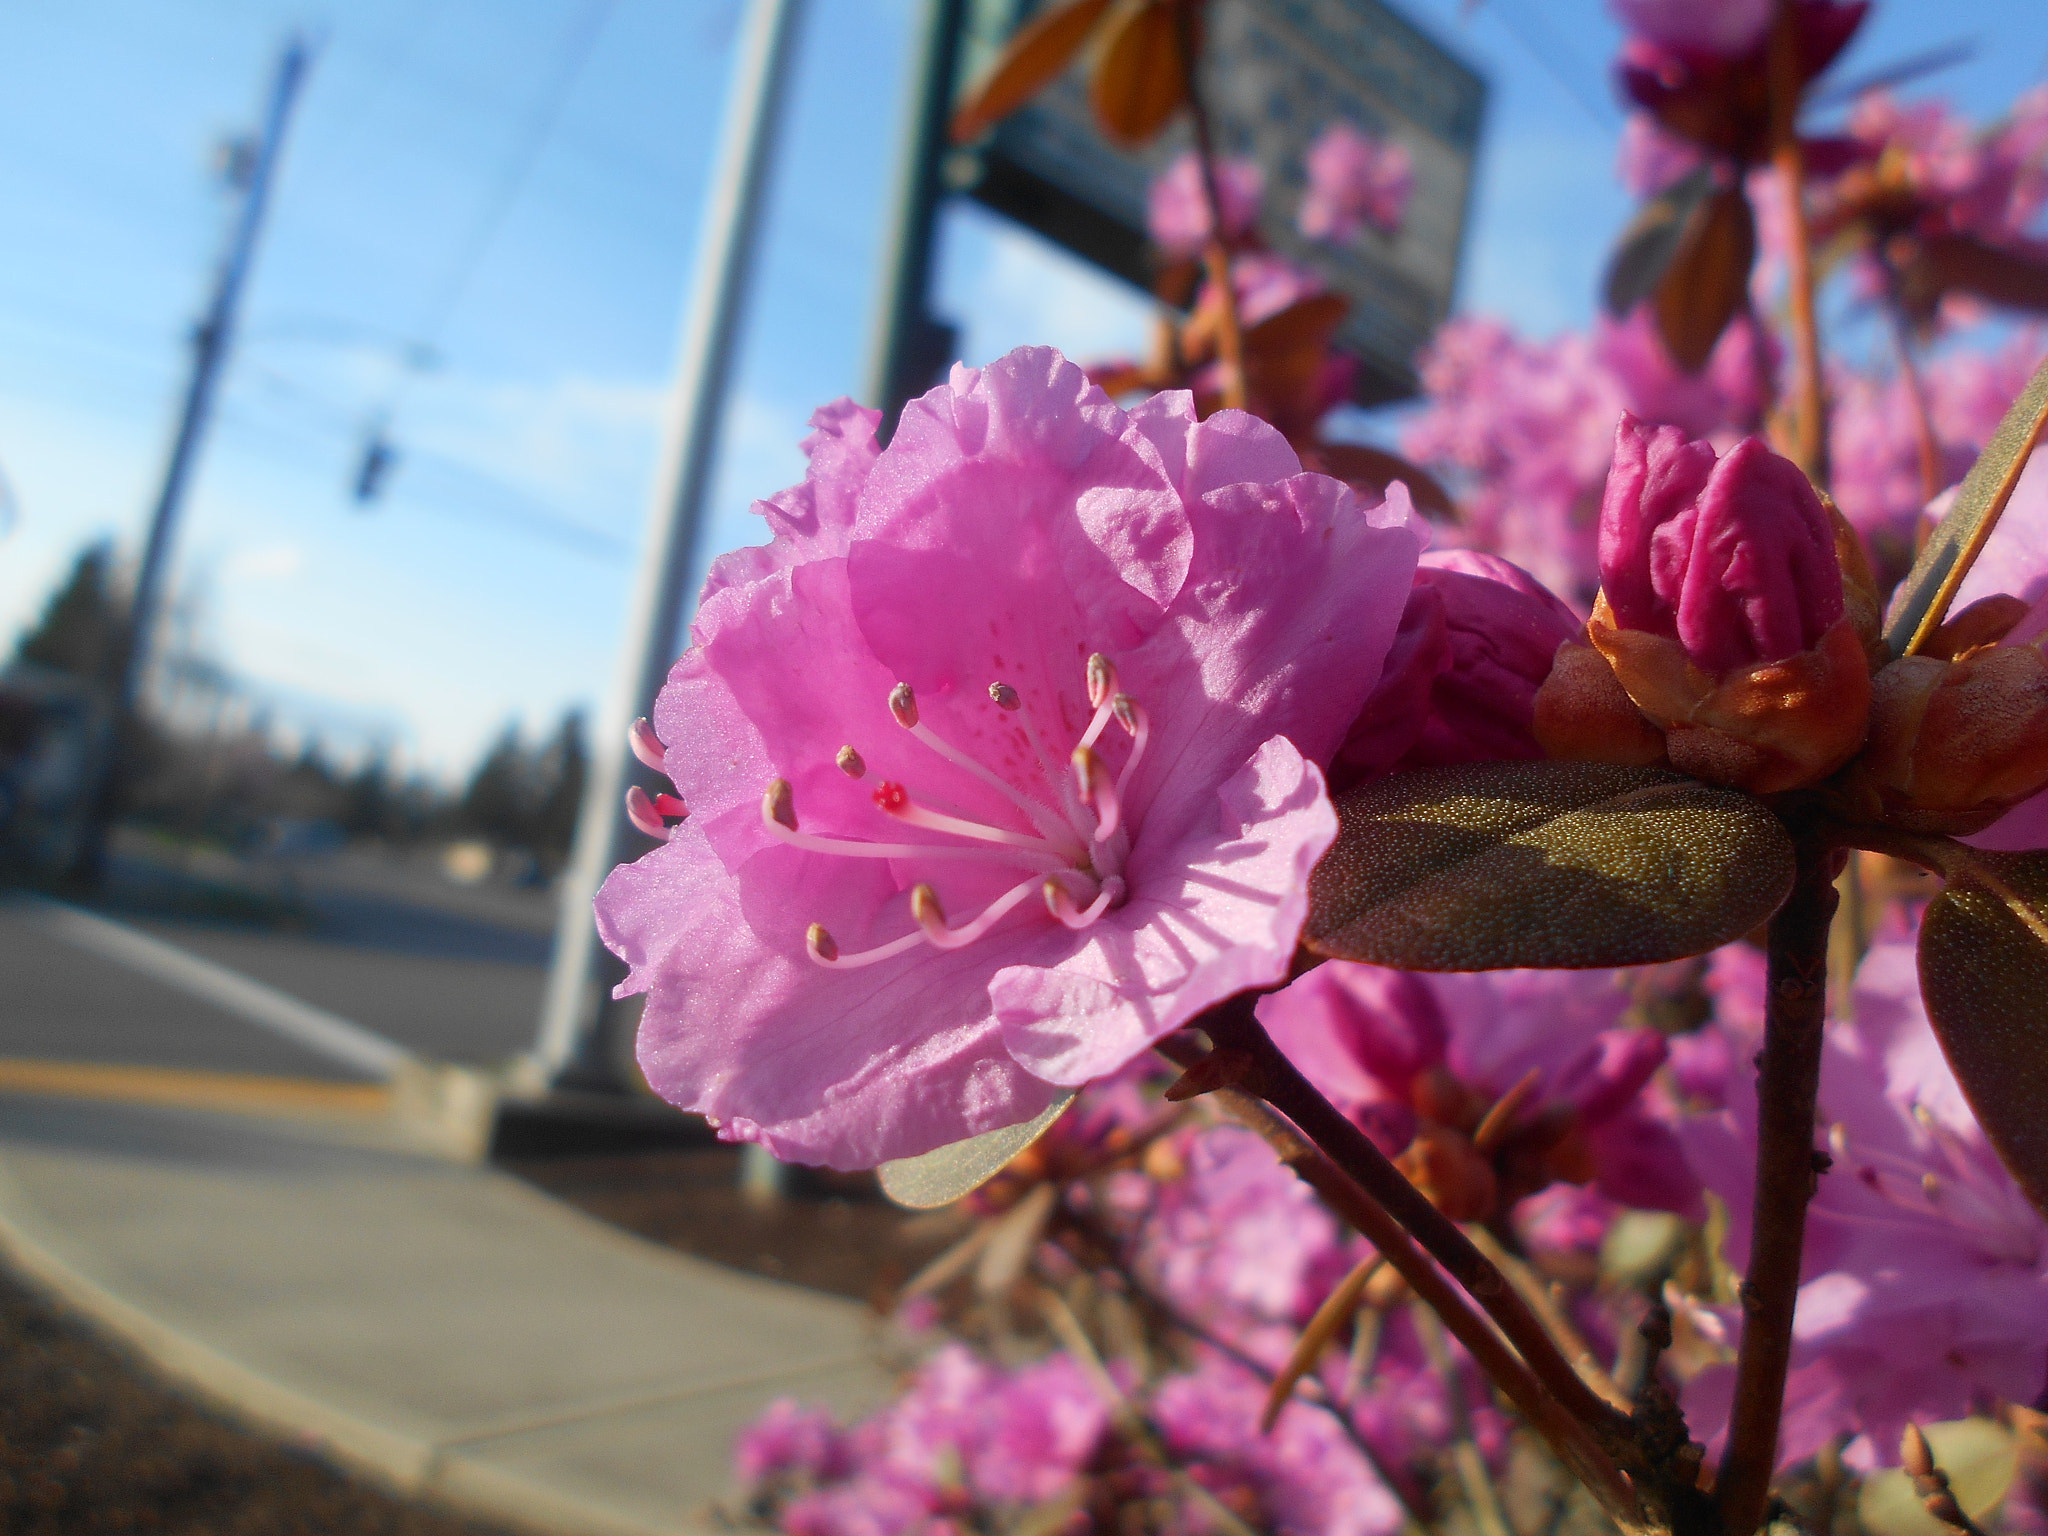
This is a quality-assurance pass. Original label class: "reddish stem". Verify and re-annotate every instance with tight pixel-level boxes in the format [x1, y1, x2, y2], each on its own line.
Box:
[1768, 1, 1828, 485]
[1716, 834, 1840, 1534]
[1174, 1, 1245, 412]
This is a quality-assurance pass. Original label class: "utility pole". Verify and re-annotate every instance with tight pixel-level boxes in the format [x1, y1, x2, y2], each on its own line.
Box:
[78, 36, 312, 882]
[529, 0, 805, 1092]
[866, 0, 968, 439]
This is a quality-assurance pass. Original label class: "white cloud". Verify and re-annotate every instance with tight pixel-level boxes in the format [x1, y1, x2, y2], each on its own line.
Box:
[223, 541, 305, 583]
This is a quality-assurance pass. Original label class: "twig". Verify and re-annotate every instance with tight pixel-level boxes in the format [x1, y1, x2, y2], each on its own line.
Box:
[1411, 1300, 1516, 1536]
[1464, 1224, 1633, 1414]
[1717, 832, 1841, 1535]
[1064, 1207, 1435, 1531]
[1199, 1007, 1634, 1446]
[1158, 1034, 1646, 1532]
[1174, 1, 1245, 411]
[1767, 0, 1829, 485]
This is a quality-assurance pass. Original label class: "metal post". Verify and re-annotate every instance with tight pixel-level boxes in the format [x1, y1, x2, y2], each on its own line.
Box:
[530, 0, 805, 1091]
[866, 0, 968, 438]
[77, 37, 311, 882]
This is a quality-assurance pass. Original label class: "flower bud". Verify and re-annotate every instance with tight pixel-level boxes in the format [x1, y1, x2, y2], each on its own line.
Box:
[1335, 551, 1583, 790]
[1856, 595, 2048, 833]
[1600, 418, 1843, 673]
[1546, 418, 1873, 794]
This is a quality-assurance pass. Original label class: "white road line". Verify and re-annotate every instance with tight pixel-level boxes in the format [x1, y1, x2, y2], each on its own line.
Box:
[13, 896, 414, 1079]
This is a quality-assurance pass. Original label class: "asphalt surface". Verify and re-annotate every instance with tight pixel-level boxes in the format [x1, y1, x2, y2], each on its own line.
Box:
[2, 836, 559, 1077]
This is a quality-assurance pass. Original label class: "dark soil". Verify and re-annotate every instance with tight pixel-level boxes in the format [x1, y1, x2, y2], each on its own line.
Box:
[0, 1262, 519, 1536]
[503, 1144, 957, 1307]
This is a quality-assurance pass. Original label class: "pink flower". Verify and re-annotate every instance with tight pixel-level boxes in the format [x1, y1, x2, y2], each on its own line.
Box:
[1154, 1357, 1408, 1536]
[1334, 550, 1584, 789]
[1298, 123, 1414, 242]
[1592, 307, 1774, 440]
[1599, 417, 1843, 673]
[1676, 926, 2048, 1469]
[738, 1398, 853, 1486]
[1610, 0, 1772, 56]
[1259, 962, 1703, 1219]
[1402, 317, 1622, 605]
[1148, 150, 1264, 258]
[597, 348, 1421, 1168]
[1139, 1124, 1354, 1362]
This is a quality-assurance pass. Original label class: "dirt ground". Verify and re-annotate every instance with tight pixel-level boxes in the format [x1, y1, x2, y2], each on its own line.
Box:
[0, 1260, 521, 1536]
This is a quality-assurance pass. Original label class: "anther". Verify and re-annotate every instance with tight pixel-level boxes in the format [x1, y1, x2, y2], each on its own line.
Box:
[837, 745, 866, 778]
[1923, 1172, 1943, 1200]
[873, 780, 908, 813]
[1073, 744, 1109, 805]
[628, 718, 667, 772]
[1112, 694, 1140, 733]
[652, 793, 687, 819]
[624, 785, 668, 839]
[989, 682, 1021, 711]
[910, 882, 946, 930]
[807, 923, 839, 963]
[1087, 653, 1118, 709]
[889, 682, 918, 728]
[764, 778, 797, 831]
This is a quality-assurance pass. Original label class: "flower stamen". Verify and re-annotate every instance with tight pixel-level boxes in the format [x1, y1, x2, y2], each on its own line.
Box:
[628, 718, 666, 772]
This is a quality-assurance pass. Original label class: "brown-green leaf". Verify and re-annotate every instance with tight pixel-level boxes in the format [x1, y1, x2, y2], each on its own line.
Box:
[1303, 762, 1796, 971]
[1887, 351, 2048, 657]
[1087, 0, 1185, 147]
[876, 1091, 1076, 1209]
[1603, 165, 1716, 318]
[1916, 848, 2048, 1219]
[951, 0, 1112, 144]
[1653, 184, 1756, 372]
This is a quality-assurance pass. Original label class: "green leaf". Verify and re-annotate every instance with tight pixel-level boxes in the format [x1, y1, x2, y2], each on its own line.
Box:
[876, 1092, 1076, 1209]
[1303, 762, 1796, 971]
[1886, 352, 2048, 657]
[1916, 848, 2048, 1219]
[1603, 165, 1717, 318]
[1652, 185, 1755, 372]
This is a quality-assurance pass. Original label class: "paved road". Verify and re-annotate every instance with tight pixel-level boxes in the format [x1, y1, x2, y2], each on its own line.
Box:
[3, 838, 561, 1077]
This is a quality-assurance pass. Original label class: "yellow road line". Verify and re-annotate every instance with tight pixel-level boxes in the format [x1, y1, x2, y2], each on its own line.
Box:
[0, 1058, 391, 1117]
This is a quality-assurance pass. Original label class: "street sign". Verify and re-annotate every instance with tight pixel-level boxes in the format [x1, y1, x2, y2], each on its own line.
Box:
[951, 0, 1486, 404]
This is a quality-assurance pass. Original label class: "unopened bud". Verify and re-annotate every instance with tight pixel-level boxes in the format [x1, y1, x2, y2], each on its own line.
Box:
[889, 682, 918, 728]
[1855, 626, 2048, 832]
[836, 745, 866, 778]
[988, 682, 1021, 711]
[764, 778, 797, 830]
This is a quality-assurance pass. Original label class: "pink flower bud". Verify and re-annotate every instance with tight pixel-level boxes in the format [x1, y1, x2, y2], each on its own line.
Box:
[1599, 416, 1844, 674]
[1335, 551, 1583, 789]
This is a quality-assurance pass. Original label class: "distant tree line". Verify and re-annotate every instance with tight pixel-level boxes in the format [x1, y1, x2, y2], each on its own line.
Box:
[5, 543, 588, 875]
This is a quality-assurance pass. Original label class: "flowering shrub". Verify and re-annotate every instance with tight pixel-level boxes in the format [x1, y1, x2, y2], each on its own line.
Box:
[597, 2, 2048, 1532]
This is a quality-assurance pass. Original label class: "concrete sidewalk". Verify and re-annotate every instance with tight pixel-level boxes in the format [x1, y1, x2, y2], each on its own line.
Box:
[0, 1089, 893, 1536]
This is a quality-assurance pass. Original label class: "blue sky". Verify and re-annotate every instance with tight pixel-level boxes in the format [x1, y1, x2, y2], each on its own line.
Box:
[0, 0, 2041, 781]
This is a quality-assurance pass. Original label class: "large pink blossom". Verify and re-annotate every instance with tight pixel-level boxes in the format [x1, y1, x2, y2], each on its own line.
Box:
[1148, 150, 1264, 258]
[1298, 123, 1414, 243]
[1677, 927, 2048, 1469]
[597, 348, 1420, 1168]
[1259, 962, 1702, 1219]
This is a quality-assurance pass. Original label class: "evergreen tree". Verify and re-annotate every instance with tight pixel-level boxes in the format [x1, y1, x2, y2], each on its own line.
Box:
[460, 722, 531, 844]
[13, 542, 129, 686]
[531, 708, 587, 869]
